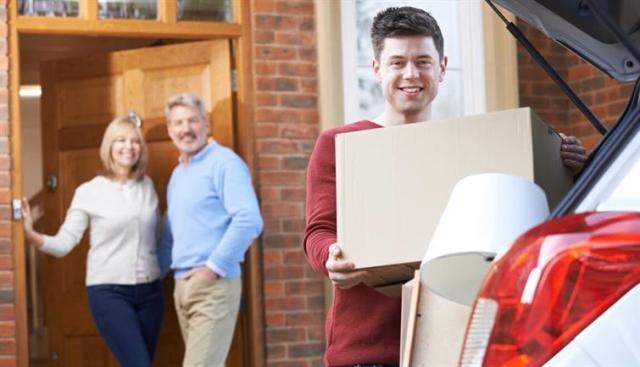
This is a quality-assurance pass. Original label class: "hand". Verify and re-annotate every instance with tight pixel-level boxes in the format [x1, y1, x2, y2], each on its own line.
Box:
[186, 266, 219, 282]
[21, 197, 34, 233]
[325, 243, 370, 290]
[559, 133, 587, 174]
[21, 197, 44, 249]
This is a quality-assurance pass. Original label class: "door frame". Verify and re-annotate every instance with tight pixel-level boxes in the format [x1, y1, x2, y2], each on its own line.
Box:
[8, 3, 264, 366]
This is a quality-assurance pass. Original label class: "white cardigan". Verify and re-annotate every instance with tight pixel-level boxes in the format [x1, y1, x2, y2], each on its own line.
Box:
[42, 175, 161, 286]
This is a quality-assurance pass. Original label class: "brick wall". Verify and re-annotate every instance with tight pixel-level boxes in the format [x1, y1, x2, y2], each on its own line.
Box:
[0, 1, 15, 365]
[517, 21, 635, 150]
[252, 0, 325, 365]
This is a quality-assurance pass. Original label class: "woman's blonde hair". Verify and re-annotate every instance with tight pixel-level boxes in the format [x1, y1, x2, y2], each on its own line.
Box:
[99, 115, 147, 180]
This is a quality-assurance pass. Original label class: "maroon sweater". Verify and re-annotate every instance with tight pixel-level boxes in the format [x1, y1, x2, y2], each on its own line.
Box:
[304, 120, 401, 366]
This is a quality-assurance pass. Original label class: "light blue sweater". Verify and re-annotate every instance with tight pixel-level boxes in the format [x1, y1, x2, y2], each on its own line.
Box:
[159, 142, 263, 279]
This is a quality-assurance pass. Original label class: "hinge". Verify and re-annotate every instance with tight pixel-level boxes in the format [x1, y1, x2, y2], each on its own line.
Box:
[231, 69, 238, 92]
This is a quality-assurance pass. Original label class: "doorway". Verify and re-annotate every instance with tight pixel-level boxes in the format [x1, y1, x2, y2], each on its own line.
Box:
[19, 33, 253, 367]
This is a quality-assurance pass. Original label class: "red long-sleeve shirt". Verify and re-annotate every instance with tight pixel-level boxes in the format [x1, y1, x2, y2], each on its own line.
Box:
[304, 120, 401, 366]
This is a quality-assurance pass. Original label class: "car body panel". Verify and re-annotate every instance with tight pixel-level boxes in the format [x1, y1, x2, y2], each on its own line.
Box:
[545, 285, 640, 367]
[493, 0, 640, 81]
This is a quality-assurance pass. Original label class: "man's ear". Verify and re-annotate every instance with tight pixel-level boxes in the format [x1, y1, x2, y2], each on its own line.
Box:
[372, 58, 382, 82]
[438, 55, 448, 82]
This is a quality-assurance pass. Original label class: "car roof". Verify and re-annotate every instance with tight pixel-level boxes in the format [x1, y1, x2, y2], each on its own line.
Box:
[493, 0, 640, 81]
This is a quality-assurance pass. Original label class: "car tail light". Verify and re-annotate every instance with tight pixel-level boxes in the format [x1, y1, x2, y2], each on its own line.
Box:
[460, 211, 640, 367]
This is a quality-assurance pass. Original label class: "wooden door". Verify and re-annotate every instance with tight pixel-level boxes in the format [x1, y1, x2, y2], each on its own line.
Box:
[40, 40, 244, 367]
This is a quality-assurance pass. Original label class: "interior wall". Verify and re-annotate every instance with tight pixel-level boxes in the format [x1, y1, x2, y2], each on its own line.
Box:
[20, 94, 42, 200]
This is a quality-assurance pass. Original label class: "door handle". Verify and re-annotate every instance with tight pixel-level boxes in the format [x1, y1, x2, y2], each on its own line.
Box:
[46, 174, 57, 192]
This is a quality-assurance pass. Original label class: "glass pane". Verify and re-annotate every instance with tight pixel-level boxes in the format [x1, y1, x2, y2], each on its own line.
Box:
[178, 0, 233, 22]
[18, 0, 80, 17]
[98, 0, 157, 19]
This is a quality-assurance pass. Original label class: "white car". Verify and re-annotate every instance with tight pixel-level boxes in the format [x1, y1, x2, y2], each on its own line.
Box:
[460, 1, 640, 366]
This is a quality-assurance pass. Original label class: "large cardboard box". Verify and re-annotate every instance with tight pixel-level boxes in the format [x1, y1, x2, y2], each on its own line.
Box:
[335, 107, 573, 287]
[400, 270, 472, 366]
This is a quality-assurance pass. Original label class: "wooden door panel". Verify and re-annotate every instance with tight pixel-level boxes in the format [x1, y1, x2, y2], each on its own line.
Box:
[142, 64, 212, 118]
[64, 336, 115, 367]
[145, 141, 179, 211]
[58, 149, 101, 337]
[57, 77, 124, 127]
[40, 40, 240, 367]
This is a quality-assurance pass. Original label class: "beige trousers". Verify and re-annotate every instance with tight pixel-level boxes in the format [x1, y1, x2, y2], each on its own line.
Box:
[174, 276, 242, 367]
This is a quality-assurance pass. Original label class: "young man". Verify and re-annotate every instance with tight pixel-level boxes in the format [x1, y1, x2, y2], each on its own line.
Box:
[304, 6, 586, 367]
[159, 93, 263, 367]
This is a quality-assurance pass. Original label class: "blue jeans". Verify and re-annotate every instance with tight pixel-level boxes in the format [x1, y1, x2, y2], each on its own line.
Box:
[87, 280, 164, 367]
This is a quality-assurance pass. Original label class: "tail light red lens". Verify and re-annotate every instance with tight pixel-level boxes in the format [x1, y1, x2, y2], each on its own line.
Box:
[460, 211, 640, 367]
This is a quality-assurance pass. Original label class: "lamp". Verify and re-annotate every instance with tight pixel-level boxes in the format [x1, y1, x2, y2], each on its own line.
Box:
[421, 173, 550, 305]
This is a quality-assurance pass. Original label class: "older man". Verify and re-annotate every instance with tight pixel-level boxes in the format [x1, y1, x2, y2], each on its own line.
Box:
[160, 93, 263, 367]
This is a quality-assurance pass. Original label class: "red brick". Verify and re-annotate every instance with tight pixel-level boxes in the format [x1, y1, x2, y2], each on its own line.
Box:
[255, 46, 296, 61]
[256, 140, 298, 154]
[254, 0, 275, 12]
[0, 256, 11, 271]
[255, 109, 301, 124]
[285, 279, 322, 296]
[255, 15, 296, 30]
[0, 305, 13, 322]
[275, 31, 315, 46]
[299, 79, 317, 93]
[267, 327, 306, 343]
[255, 61, 277, 76]
[259, 171, 305, 185]
[267, 344, 286, 360]
[0, 322, 13, 338]
[0, 240, 10, 255]
[281, 124, 317, 139]
[261, 202, 303, 217]
[256, 92, 278, 107]
[265, 295, 306, 311]
[260, 187, 281, 202]
[282, 219, 305, 233]
[262, 218, 281, 233]
[0, 338, 14, 355]
[287, 342, 324, 358]
[258, 156, 281, 170]
[281, 188, 305, 201]
[0, 356, 15, 367]
[298, 17, 315, 31]
[275, 0, 314, 15]
[0, 273, 11, 289]
[277, 62, 317, 77]
[264, 265, 305, 281]
[266, 312, 285, 327]
[255, 123, 279, 138]
[264, 280, 285, 297]
[281, 95, 317, 109]
[262, 234, 303, 249]
[255, 30, 275, 44]
[285, 311, 324, 327]
[298, 47, 317, 62]
[283, 249, 306, 264]
[282, 156, 308, 170]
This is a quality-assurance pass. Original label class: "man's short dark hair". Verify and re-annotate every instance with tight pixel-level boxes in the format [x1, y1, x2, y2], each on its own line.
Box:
[371, 6, 444, 61]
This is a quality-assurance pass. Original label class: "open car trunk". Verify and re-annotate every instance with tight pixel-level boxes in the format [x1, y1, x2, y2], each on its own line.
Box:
[488, 0, 640, 216]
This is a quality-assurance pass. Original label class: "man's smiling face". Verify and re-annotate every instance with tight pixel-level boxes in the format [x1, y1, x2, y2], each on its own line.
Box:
[373, 36, 447, 122]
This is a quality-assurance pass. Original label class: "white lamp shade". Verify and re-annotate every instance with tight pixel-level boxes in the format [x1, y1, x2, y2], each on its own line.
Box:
[421, 173, 550, 305]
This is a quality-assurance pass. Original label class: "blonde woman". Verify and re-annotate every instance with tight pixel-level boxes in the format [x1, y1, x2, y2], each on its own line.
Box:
[21, 115, 164, 367]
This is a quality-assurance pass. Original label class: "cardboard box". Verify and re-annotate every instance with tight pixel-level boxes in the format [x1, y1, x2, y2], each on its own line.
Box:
[400, 269, 472, 366]
[335, 107, 573, 287]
